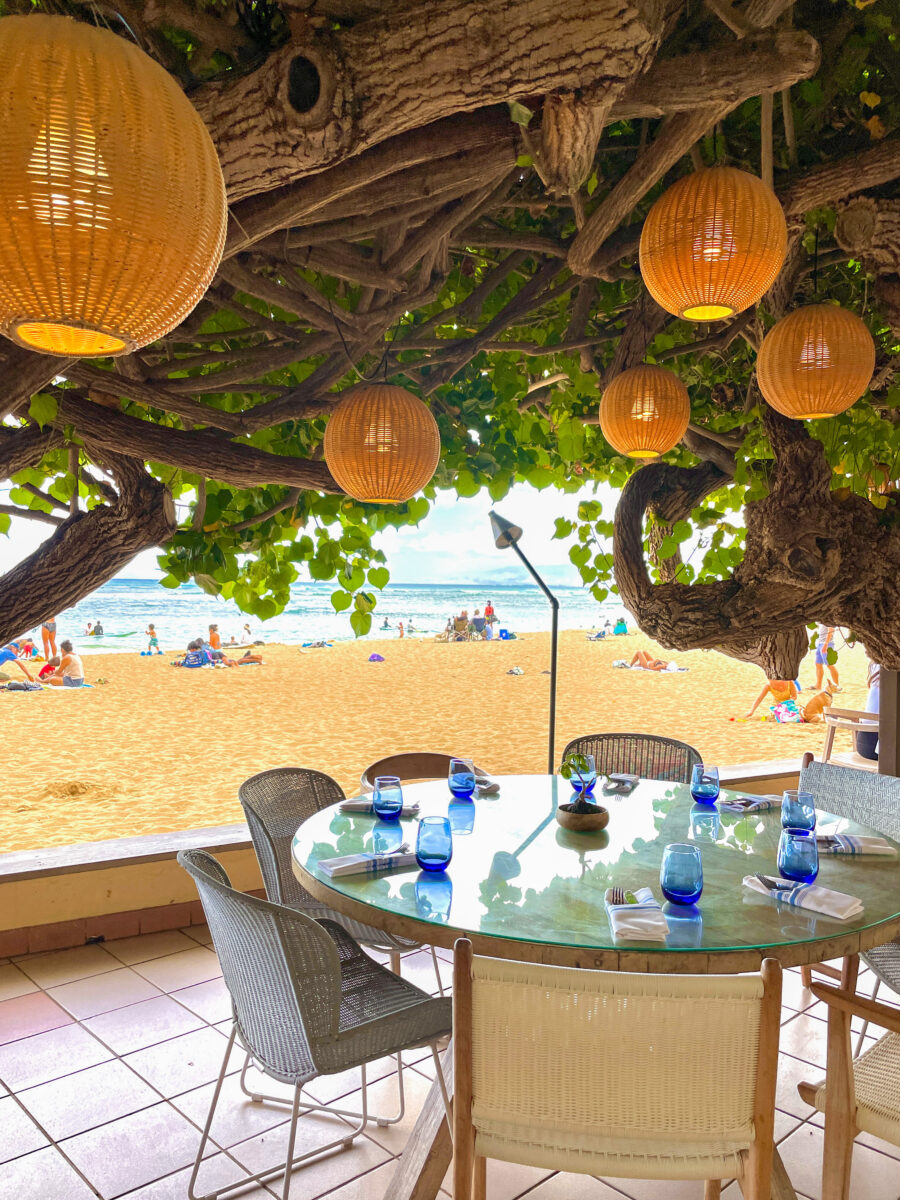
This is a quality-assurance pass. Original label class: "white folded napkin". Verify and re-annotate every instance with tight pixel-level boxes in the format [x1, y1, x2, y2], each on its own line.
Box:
[718, 793, 781, 813]
[604, 886, 670, 941]
[318, 845, 415, 878]
[815, 833, 897, 857]
[742, 875, 864, 920]
[339, 798, 421, 817]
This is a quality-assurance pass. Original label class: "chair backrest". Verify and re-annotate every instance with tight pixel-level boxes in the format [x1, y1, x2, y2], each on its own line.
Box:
[453, 941, 781, 1184]
[561, 733, 702, 784]
[360, 751, 489, 792]
[799, 758, 900, 840]
[178, 848, 341, 1084]
[238, 767, 345, 909]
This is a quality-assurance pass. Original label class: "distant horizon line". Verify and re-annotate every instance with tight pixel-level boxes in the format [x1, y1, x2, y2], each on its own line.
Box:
[103, 577, 595, 590]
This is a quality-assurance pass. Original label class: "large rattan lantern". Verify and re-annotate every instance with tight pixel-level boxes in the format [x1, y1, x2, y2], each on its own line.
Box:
[599, 365, 690, 459]
[324, 384, 441, 503]
[0, 14, 227, 356]
[757, 304, 875, 420]
[640, 167, 788, 321]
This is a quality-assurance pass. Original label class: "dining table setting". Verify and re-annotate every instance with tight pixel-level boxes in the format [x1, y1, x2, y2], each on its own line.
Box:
[291, 758, 900, 1200]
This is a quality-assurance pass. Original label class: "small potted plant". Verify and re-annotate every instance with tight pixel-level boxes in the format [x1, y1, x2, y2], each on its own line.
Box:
[557, 753, 609, 832]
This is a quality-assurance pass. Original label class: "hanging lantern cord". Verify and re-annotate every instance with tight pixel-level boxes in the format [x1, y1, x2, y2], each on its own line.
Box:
[327, 297, 395, 384]
[813, 226, 819, 298]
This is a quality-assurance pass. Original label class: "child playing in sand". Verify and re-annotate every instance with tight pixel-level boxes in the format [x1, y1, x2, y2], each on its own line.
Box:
[146, 624, 161, 655]
[38, 655, 60, 680]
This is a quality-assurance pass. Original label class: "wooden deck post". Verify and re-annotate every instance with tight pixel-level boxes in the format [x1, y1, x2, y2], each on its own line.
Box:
[879, 668, 899, 778]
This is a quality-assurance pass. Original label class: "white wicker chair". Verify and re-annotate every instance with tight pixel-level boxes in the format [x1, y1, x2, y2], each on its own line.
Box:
[452, 939, 783, 1200]
[798, 982, 900, 1200]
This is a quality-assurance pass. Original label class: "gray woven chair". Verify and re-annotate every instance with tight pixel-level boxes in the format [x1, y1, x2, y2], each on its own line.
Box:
[239, 766, 445, 993]
[178, 849, 451, 1200]
[561, 733, 702, 784]
[799, 754, 900, 1049]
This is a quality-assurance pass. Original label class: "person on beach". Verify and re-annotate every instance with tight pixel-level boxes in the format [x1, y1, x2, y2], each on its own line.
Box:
[41, 618, 57, 659]
[180, 640, 213, 668]
[0, 642, 35, 682]
[484, 600, 494, 621]
[47, 641, 84, 688]
[629, 649, 670, 671]
[614, 617, 629, 635]
[812, 624, 841, 692]
[208, 624, 222, 650]
[146, 624, 161, 655]
[858, 659, 880, 761]
[38, 656, 59, 679]
[398, 621, 405, 639]
[471, 609, 486, 637]
[484, 620, 494, 641]
[745, 678, 798, 719]
[240, 623, 253, 645]
[18, 637, 38, 659]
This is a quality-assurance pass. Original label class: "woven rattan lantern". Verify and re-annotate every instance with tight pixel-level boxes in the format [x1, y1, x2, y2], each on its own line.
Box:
[324, 384, 441, 503]
[0, 14, 226, 356]
[640, 167, 788, 321]
[757, 304, 875, 420]
[599, 365, 690, 459]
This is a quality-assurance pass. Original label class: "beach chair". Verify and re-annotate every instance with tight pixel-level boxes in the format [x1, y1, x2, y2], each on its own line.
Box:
[238, 767, 444, 992]
[178, 849, 451, 1200]
[452, 939, 783, 1200]
[560, 732, 701, 784]
[820, 706, 879, 772]
[797, 754, 900, 1043]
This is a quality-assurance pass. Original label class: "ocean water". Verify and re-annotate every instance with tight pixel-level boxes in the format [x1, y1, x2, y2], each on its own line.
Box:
[27, 579, 627, 654]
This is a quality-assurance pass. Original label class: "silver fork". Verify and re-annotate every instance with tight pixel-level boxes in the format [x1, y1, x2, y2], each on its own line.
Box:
[608, 886, 626, 905]
[755, 872, 802, 892]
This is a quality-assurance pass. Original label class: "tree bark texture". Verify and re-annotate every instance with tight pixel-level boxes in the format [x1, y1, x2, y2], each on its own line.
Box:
[0, 455, 176, 646]
[195, 0, 672, 201]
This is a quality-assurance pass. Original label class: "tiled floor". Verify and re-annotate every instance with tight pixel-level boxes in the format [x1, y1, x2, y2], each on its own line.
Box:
[0, 929, 897, 1200]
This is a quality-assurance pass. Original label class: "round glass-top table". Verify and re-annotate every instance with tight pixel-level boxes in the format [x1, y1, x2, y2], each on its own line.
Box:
[291, 773, 900, 971]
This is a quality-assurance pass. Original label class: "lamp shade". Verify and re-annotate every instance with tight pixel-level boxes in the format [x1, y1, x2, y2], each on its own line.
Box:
[639, 167, 788, 321]
[324, 384, 441, 503]
[0, 15, 226, 356]
[599, 365, 690, 459]
[757, 304, 875, 420]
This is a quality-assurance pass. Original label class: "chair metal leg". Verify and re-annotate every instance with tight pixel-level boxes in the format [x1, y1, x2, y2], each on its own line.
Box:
[281, 1086, 302, 1200]
[429, 944, 445, 996]
[188, 1023, 236, 1200]
[239, 1050, 406, 1126]
[853, 977, 880, 1057]
[431, 1042, 452, 1129]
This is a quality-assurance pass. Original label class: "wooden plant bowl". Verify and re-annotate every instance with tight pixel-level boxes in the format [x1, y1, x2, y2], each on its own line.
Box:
[556, 802, 610, 832]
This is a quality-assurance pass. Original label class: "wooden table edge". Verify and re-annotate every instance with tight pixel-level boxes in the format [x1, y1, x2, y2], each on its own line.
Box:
[292, 855, 900, 973]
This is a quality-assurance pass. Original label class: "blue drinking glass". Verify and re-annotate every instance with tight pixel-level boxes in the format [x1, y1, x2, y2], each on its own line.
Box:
[372, 775, 403, 821]
[416, 816, 453, 872]
[778, 828, 819, 884]
[415, 872, 453, 922]
[569, 753, 597, 795]
[448, 758, 477, 800]
[781, 789, 816, 831]
[448, 800, 476, 835]
[690, 764, 720, 805]
[660, 842, 703, 905]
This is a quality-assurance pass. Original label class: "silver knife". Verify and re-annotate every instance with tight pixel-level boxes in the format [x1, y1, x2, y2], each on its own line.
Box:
[755, 873, 804, 892]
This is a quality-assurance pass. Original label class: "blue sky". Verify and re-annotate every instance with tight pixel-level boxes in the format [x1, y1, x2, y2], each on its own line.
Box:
[3, 479, 619, 586]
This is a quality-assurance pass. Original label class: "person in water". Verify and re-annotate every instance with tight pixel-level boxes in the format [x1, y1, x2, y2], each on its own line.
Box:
[381, 617, 391, 630]
[47, 640, 85, 687]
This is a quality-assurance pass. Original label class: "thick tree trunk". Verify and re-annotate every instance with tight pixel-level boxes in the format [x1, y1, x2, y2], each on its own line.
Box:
[0, 455, 176, 646]
[195, 0, 672, 201]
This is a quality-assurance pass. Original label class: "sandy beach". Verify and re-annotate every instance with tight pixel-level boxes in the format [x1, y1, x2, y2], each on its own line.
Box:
[0, 631, 873, 853]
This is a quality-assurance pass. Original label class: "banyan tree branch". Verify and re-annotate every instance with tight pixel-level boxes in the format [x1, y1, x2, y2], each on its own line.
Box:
[193, 0, 667, 201]
[53, 394, 342, 494]
[63, 364, 249, 435]
[225, 488, 303, 533]
[0, 455, 176, 647]
[0, 503, 63, 527]
[0, 424, 64, 479]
